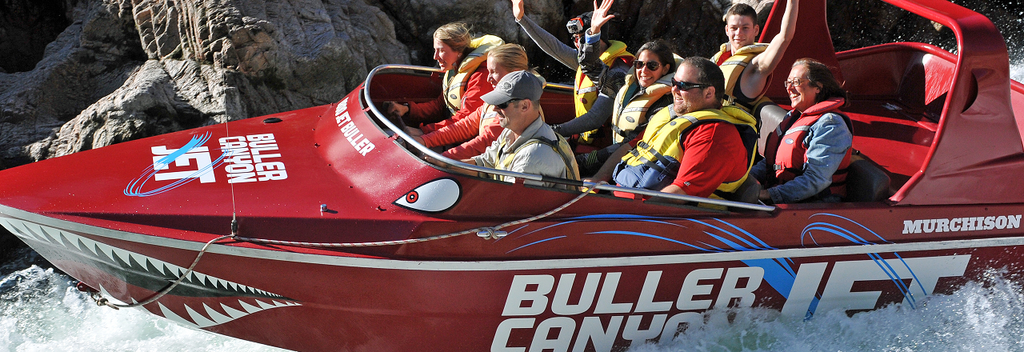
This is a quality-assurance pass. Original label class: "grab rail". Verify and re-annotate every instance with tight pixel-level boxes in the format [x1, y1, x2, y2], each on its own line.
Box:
[360, 64, 776, 212]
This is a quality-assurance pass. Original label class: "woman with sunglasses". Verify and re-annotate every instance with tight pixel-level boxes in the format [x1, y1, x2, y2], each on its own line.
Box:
[410, 44, 543, 160]
[509, 0, 634, 149]
[385, 22, 503, 136]
[565, 1, 677, 176]
[750, 58, 853, 204]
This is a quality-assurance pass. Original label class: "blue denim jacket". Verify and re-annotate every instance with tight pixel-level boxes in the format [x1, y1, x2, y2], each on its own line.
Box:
[750, 112, 853, 203]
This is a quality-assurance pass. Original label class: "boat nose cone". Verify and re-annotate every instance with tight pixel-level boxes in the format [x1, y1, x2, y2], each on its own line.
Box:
[393, 178, 461, 213]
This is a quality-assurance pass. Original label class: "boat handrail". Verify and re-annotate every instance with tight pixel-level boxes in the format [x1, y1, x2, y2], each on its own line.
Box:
[361, 64, 776, 212]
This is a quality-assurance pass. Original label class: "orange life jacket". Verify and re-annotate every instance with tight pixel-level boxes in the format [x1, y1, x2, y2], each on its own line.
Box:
[764, 98, 852, 198]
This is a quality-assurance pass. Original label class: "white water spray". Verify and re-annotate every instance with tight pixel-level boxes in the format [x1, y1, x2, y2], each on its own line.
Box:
[0, 250, 285, 352]
[629, 273, 1024, 351]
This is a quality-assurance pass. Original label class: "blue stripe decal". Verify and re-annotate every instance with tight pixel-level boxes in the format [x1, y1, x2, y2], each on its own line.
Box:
[506, 236, 566, 253]
[587, 231, 718, 252]
[124, 132, 228, 197]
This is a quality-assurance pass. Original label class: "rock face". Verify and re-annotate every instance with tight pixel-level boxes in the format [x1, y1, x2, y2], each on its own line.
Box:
[1, 0, 411, 165]
[0, 0, 730, 167]
[0, 0, 1021, 169]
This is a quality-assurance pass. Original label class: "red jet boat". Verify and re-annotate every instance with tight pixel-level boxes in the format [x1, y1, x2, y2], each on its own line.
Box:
[1, 0, 1023, 350]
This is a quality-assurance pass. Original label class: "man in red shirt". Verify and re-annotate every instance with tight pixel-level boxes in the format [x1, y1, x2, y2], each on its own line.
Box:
[588, 57, 756, 200]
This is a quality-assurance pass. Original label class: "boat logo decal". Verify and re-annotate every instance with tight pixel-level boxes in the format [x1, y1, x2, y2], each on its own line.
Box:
[334, 98, 376, 156]
[490, 213, 972, 349]
[0, 217, 301, 329]
[124, 132, 290, 197]
[501, 213, 971, 317]
[125, 132, 228, 197]
[219, 133, 288, 184]
[902, 214, 1022, 234]
[492, 253, 970, 351]
[394, 178, 461, 213]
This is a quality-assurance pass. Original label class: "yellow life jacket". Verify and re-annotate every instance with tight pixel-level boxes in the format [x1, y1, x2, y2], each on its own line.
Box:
[573, 41, 634, 144]
[616, 105, 759, 201]
[609, 54, 684, 144]
[442, 35, 504, 114]
[609, 74, 672, 144]
[479, 105, 498, 135]
[711, 43, 774, 112]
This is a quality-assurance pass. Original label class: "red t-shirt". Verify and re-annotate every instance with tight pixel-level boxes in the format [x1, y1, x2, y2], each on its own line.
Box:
[671, 122, 748, 198]
[421, 104, 485, 148]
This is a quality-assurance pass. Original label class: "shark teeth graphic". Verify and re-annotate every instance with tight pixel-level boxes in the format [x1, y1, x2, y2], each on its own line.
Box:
[0, 217, 301, 327]
[153, 299, 301, 328]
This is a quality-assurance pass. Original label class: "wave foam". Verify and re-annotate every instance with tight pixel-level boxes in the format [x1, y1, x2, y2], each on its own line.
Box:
[630, 270, 1024, 352]
[0, 265, 286, 352]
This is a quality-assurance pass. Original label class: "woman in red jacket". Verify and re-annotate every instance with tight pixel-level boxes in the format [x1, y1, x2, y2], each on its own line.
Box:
[386, 22, 503, 136]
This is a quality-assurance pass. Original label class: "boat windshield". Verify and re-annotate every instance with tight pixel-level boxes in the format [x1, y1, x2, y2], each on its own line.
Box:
[358, 65, 775, 212]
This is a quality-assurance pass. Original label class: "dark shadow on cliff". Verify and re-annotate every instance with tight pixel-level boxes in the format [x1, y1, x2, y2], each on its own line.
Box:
[0, 0, 72, 73]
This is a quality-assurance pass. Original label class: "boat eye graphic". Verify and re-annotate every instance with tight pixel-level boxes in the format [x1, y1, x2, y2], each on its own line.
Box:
[394, 178, 461, 213]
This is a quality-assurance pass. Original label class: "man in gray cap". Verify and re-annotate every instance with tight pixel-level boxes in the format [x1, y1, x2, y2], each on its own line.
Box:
[463, 70, 580, 187]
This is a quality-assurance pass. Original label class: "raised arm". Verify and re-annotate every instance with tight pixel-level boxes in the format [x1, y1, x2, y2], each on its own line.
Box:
[512, 0, 525, 21]
[741, 0, 799, 96]
[589, 0, 615, 36]
[512, 0, 579, 69]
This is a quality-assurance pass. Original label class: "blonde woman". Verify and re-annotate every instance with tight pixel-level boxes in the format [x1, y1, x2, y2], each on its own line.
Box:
[412, 44, 537, 159]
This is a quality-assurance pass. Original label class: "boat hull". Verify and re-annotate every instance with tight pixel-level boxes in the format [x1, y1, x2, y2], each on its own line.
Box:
[3, 202, 1022, 351]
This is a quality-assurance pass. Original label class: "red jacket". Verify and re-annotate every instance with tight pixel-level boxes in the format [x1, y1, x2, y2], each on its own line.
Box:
[408, 64, 492, 132]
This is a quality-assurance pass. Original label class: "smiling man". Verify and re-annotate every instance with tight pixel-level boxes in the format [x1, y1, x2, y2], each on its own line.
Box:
[713, 0, 799, 112]
[589, 57, 758, 203]
[463, 71, 580, 187]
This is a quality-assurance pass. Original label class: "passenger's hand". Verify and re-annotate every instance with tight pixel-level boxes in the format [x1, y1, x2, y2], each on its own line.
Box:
[511, 0, 525, 21]
[590, 0, 615, 35]
[411, 135, 425, 145]
[385, 101, 409, 119]
[404, 126, 424, 137]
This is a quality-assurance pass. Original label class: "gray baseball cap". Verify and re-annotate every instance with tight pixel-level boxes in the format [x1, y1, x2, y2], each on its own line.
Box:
[482, 70, 543, 106]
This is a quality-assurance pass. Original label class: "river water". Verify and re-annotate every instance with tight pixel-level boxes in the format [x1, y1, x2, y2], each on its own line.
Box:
[2, 27, 1024, 352]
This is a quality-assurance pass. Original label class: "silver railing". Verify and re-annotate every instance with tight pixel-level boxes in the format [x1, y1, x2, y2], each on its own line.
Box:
[361, 64, 775, 212]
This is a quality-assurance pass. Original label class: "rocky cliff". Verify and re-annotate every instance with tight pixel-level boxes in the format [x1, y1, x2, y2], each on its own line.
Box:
[0, 0, 1020, 170]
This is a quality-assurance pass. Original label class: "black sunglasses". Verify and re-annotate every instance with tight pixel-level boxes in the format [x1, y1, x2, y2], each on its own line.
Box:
[671, 79, 710, 91]
[633, 60, 662, 71]
[495, 98, 524, 110]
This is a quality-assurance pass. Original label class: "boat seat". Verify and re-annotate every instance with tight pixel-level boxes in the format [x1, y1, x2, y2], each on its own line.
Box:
[844, 153, 891, 202]
[754, 101, 787, 135]
[754, 102, 788, 152]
